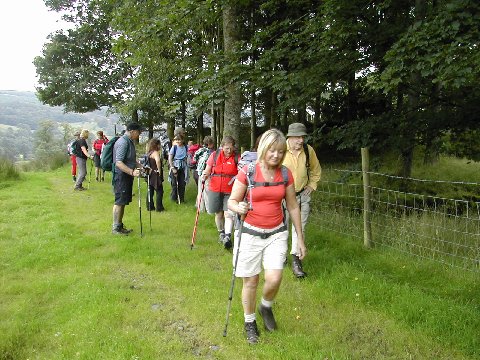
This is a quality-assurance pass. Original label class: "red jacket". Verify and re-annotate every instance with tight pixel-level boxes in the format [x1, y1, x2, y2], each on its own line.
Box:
[207, 149, 238, 193]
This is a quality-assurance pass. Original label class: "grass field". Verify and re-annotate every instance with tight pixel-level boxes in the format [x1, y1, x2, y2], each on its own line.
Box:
[1, 165, 479, 359]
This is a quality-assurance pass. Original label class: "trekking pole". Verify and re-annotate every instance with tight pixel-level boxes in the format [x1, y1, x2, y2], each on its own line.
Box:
[88, 158, 93, 189]
[190, 180, 205, 250]
[175, 171, 181, 204]
[137, 174, 143, 237]
[223, 212, 247, 337]
[147, 170, 152, 231]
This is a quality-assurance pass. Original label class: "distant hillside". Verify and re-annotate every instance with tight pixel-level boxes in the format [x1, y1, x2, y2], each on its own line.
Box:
[0, 90, 119, 161]
[0, 90, 118, 133]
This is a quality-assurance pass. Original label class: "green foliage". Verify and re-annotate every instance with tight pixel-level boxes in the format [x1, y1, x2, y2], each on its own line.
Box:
[443, 130, 480, 162]
[0, 157, 20, 182]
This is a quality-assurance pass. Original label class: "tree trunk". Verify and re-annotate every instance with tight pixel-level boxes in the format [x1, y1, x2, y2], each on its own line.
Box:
[222, 3, 242, 143]
[197, 112, 204, 144]
[250, 89, 257, 149]
[181, 100, 186, 130]
[211, 103, 217, 147]
[263, 88, 272, 129]
[313, 96, 320, 132]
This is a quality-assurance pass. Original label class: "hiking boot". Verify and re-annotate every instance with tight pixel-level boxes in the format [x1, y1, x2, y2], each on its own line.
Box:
[258, 304, 277, 331]
[74, 187, 86, 191]
[72, 175, 76, 182]
[218, 232, 225, 244]
[112, 227, 129, 235]
[120, 224, 133, 234]
[292, 254, 307, 278]
[244, 321, 259, 344]
[223, 235, 232, 250]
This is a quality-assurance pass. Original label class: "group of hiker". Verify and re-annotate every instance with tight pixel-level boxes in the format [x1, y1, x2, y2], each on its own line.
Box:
[66, 122, 321, 345]
[68, 129, 109, 191]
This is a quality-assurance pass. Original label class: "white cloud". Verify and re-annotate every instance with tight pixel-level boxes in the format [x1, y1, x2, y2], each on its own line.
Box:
[0, 0, 68, 91]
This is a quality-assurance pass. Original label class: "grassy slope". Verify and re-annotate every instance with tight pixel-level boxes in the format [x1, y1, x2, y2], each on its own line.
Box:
[0, 166, 478, 359]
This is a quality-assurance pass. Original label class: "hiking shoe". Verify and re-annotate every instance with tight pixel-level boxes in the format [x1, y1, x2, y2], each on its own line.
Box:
[74, 187, 86, 191]
[72, 175, 76, 182]
[218, 232, 225, 244]
[223, 235, 232, 250]
[244, 321, 259, 344]
[112, 227, 129, 235]
[258, 305, 277, 332]
[292, 254, 307, 278]
[120, 224, 133, 234]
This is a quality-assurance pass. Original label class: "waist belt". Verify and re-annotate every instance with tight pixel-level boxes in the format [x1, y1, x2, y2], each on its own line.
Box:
[211, 173, 235, 178]
[242, 224, 287, 239]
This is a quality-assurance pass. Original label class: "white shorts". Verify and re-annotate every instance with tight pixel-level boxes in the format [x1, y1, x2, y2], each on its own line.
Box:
[232, 222, 288, 278]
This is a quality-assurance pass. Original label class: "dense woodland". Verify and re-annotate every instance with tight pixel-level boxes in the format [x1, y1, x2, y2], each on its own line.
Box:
[33, 0, 480, 176]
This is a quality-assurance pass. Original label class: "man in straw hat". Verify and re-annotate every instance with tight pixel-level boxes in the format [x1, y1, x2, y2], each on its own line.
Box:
[282, 122, 321, 278]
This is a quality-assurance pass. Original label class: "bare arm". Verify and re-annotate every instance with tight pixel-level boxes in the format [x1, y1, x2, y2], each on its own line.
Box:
[285, 184, 307, 259]
[81, 145, 92, 159]
[227, 179, 249, 215]
[152, 151, 161, 172]
[115, 161, 140, 177]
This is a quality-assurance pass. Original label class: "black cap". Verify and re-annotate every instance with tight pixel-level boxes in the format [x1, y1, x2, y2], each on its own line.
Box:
[126, 122, 146, 132]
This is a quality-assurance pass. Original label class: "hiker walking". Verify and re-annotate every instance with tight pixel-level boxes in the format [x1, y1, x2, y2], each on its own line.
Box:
[92, 130, 108, 182]
[194, 136, 215, 211]
[282, 123, 321, 278]
[111, 123, 145, 235]
[187, 140, 201, 185]
[168, 135, 188, 203]
[228, 129, 305, 344]
[67, 130, 80, 182]
[145, 138, 165, 212]
[201, 136, 238, 249]
[74, 129, 94, 191]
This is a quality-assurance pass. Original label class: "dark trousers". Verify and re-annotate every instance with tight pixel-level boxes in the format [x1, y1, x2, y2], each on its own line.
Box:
[147, 184, 164, 211]
[170, 168, 186, 203]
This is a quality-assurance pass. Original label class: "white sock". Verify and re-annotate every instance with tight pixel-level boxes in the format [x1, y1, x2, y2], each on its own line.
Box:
[244, 313, 256, 323]
[261, 298, 273, 308]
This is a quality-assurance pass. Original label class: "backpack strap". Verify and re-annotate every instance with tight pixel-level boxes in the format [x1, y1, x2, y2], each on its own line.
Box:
[303, 143, 310, 181]
[248, 164, 289, 188]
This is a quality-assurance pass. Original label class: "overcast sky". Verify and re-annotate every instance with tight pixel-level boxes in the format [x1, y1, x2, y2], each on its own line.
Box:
[0, 0, 67, 91]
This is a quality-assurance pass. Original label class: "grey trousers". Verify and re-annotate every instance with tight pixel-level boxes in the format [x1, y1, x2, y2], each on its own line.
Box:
[75, 157, 87, 188]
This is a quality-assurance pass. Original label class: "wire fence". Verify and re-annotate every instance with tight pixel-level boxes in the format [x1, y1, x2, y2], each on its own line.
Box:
[310, 167, 480, 273]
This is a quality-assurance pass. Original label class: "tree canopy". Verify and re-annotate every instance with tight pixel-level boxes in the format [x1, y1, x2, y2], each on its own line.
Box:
[35, 0, 480, 173]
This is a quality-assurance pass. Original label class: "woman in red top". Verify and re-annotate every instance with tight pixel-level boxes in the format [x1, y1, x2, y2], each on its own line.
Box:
[201, 136, 238, 249]
[228, 129, 305, 344]
[92, 130, 108, 181]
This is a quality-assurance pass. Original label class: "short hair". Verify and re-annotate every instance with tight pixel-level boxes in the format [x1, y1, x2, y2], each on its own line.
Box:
[221, 135, 235, 147]
[203, 136, 214, 146]
[146, 138, 161, 153]
[173, 134, 184, 142]
[80, 129, 89, 139]
[257, 129, 287, 164]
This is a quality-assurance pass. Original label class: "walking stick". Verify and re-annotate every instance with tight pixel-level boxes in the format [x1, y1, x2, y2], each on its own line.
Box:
[87, 158, 93, 189]
[190, 180, 205, 249]
[223, 169, 254, 337]
[175, 171, 181, 204]
[137, 175, 143, 237]
[223, 213, 247, 337]
[147, 170, 152, 231]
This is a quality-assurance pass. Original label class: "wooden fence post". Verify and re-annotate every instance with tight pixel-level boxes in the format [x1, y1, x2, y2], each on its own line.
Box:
[361, 147, 372, 248]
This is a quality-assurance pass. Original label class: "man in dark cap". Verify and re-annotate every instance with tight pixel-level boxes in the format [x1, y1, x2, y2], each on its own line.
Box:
[283, 122, 322, 278]
[111, 123, 144, 235]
